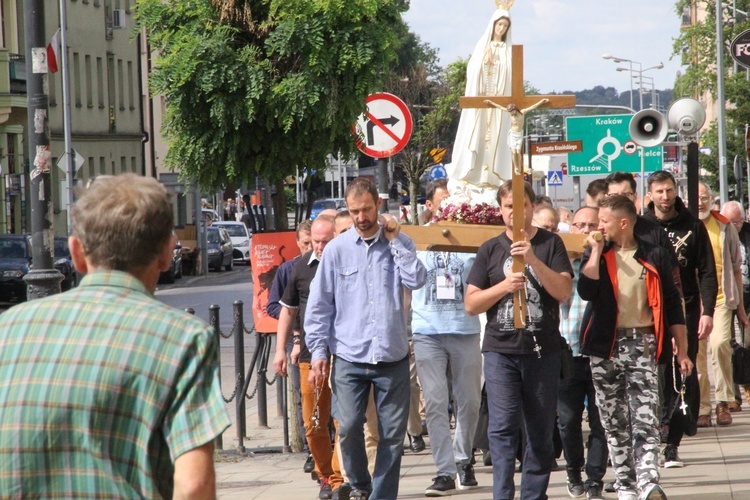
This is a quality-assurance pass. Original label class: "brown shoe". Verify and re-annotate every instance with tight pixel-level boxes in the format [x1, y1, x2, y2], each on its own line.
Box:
[728, 401, 742, 412]
[716, 403, 733, 426]
[696, 414, 712, 427]
[744, 386, 750, 406]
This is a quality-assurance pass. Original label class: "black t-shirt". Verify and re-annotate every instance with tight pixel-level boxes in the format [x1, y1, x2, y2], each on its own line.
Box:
[467, 229, 572, 355]
[280, 250, 319, 363]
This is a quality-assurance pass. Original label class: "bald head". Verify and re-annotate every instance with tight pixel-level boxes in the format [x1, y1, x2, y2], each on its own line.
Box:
[311, 216, 335, 259]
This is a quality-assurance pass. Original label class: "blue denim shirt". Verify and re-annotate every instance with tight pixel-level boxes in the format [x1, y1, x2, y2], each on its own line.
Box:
[305, 227, 427, 364]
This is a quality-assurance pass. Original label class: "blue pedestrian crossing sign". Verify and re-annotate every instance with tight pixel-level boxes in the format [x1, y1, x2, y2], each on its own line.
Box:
[429, 164, 447, 181]
[547, 171, 563, 186]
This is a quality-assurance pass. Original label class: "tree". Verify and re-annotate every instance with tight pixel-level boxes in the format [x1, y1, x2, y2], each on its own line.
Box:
[672, 0, 750, 193]
[136, 0, 407, 228]
[385, 52, 465, 223]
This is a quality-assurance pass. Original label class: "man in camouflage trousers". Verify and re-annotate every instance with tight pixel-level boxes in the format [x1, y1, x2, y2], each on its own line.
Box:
[578, 196, 692, 500]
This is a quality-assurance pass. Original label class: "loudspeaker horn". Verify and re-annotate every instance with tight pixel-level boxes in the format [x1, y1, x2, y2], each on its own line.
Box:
[667, 98, 706, 136]
[629, 109, 668, 147]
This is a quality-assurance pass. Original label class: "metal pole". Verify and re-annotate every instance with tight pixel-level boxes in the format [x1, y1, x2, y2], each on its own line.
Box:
[22, 0, 64, 299]
[59, 0, 74, 233]
[628, 61, 634, 111]
[209, 304, 223, 450]
[717, 0, 729, 205]
[233, 301, 246, 453]
[687, 142, 700, 218]
[256, 331, 269, 428]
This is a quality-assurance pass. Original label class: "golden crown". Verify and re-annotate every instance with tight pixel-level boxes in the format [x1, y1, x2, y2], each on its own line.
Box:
[495, 0, 514, 9]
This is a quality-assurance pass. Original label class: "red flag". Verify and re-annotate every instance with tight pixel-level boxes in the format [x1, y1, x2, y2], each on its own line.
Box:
[47, 29, 60, 74]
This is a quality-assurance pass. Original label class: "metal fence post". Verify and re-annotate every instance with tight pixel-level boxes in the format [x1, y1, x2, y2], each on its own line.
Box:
[233, 301, 246, 453]
[209, 304, 222, 450]
[256, 331, 269, 428]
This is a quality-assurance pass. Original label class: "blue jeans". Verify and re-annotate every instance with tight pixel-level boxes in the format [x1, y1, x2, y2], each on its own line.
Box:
[557, 356, 607, 484]
[484, 350, 560, 500]
[331, 355, 410, 500]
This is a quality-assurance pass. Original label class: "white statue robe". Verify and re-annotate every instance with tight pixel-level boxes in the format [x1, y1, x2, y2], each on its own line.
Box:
[446, 8, 513, 191]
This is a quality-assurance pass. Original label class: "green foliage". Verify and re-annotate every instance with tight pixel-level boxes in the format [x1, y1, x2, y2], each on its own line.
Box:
[671, 0, 750, 188]
[136, 0, 406, 190]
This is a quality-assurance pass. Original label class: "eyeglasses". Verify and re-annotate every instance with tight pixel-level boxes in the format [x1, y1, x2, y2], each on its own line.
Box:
[698, 196, 711, 203]
[572, 222, 599, 230]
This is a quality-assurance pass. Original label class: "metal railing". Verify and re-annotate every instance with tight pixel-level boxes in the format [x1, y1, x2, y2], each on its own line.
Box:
[189, 301, 289, 454]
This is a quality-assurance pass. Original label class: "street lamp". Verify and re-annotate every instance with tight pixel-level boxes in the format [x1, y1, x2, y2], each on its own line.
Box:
[603, 54, 663, 111]
[633, 75, 658, 110]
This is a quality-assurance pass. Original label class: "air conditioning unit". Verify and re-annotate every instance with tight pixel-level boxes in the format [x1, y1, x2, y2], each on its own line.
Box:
[112, 9, 126, 29]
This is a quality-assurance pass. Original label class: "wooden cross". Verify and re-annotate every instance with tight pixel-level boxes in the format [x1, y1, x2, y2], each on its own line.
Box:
[458, 44, 575, 328]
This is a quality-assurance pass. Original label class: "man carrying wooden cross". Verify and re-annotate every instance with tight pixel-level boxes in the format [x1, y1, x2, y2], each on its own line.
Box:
[465, 179, 573, 500]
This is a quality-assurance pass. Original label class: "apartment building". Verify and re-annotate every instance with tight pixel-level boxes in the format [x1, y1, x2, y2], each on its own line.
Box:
[0, 0, 144, 234]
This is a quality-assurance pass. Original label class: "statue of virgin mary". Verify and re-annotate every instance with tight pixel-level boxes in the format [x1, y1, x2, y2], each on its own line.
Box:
[444, 4, 513, 206]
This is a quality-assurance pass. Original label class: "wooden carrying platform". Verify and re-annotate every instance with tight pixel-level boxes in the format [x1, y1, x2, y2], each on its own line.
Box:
[401, 223, 588, 255]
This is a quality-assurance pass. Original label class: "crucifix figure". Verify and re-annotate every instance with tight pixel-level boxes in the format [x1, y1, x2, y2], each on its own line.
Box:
[485, 97, 550, 175]
[456, 43, 574, 327]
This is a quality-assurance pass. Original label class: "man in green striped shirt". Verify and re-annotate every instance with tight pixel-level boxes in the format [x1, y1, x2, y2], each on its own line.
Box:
[0, 174, 230, 498]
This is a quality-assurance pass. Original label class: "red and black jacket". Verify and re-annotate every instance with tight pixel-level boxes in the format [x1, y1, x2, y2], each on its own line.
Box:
[577, 238, 686, 363]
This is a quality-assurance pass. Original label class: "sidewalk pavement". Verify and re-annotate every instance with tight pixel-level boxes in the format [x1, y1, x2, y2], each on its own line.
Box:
[214, 359, 750, 500]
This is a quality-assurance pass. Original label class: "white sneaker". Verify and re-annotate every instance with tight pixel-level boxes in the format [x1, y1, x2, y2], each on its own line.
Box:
[617, 491, 638, 500]
[641, 483, 667, 500]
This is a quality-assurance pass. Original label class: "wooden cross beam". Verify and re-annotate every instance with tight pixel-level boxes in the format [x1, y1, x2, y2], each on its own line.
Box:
[401, 223, 588, 256]
[455, 44, 575, 328]
[459, 45, 576, 111]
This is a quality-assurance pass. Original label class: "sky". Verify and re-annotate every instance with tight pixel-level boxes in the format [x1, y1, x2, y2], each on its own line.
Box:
[403, 0, 685, 94]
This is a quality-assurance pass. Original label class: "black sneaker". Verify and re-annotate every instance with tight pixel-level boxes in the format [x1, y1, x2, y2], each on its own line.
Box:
[585, 481, 604, 500]
[349, 488, 369, 500]
[458, 463, 478, 489]
[304, 453, 316, 473]
[603, 481, 616, 493]
[333, 482, 351, 500]
[566, 467, 585, 498]
[663, 445, 683, 468]
[425, 476, 456, 497]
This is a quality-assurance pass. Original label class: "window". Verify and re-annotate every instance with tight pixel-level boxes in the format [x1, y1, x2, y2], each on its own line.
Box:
[85, 55, 93, 108]
[117, 59, 124, 111]
[127, 61, 134, 110]
[96, 57, 104, 108]
[73, 52, 81, 107]
[99, 156, 106, 175]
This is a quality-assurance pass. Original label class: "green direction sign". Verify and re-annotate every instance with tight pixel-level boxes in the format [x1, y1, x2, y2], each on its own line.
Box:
[565, 114, 663, 175]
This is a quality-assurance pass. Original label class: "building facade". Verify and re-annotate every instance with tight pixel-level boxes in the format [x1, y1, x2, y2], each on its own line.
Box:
[0, 0, 144, 235]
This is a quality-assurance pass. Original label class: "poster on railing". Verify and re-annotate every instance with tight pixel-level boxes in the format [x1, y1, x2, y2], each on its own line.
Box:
[250, 231, 300, 333]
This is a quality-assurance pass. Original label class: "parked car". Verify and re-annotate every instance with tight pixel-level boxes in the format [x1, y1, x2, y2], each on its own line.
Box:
[401, 193, 427, 205]
[207, 226, 234, 272]
[0, 235, 32, 303]
[309, 198, 346, 220]
[202, 208, 221, 224]
[212, 221, 251, 265]
[53, 237, 78, 291]
[159, 233, 183, 284]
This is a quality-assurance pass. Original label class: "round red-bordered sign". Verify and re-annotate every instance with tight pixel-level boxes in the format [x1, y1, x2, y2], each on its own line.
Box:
[353, 93, 413, 158]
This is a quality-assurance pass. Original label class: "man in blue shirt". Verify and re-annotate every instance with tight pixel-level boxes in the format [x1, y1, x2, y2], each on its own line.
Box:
[411, 179, 482, 496]
[306, 177, 427, 500]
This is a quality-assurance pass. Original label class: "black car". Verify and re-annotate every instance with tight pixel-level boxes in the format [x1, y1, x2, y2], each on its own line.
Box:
[159, 235, 183, 284]
[54, 237, 78, 291]
[0, 235, 31, 302]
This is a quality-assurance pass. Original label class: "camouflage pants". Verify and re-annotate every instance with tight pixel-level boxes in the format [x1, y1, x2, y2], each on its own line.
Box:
[590, 334, 660, 496]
